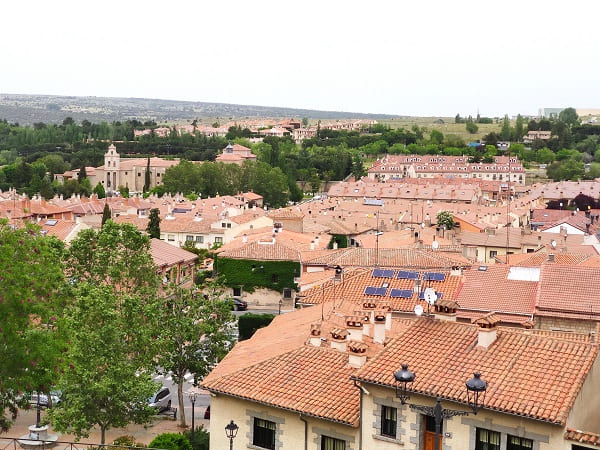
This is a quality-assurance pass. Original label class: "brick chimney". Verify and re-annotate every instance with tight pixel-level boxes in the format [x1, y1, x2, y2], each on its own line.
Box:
[548, 253, 555, 262]
[348, 341, 368, 368]
[373, 313, 386, 344]
[330, 328, 348, 352]
[346, 317, 364, 342]
[472, 313, 500, 349]
[309, 323, 321, 347]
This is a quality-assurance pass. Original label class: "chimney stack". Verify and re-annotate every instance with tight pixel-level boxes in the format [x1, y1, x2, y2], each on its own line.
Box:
[348, 341, 368, 368]
[346, 317, 364, 342]
[309, 323, 321, 347]
[373, 313, 386, 344]
[473, 313, 499, 349]
[330, 328, 348, 352]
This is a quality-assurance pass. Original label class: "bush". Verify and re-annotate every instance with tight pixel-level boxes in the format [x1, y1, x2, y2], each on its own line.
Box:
[113, 435, 146, 449]
[183, 426, 210, 450]
[239, 313, 275, 341]
[149, 433, 192, 450]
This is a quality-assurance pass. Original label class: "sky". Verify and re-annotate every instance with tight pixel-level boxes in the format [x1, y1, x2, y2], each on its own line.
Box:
[2, 0, 599, 117]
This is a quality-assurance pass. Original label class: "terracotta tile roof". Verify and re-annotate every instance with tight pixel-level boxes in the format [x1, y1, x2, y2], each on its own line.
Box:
[202, 345, 359, 426]
[268, 207, 305, 219]
[535, 265, 600, 320]
[507, 250, 592, 266]
[303, 248, 470, 269]
[565, 428, 600, 446]
[352, 318, 598, 425]
[150, 238, 198, 267]
[455, 266, 539, 320]
[218, 240, 301, 261]
[298, 267, 462, 314]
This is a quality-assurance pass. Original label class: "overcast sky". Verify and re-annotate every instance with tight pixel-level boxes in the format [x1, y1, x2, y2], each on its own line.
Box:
[2, 0, 598, 117]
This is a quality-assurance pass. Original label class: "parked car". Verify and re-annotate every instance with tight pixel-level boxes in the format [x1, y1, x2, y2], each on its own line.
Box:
[148, 387, 171, 412]
[29, 391, 61, 407]
[232, 298, 248, 311]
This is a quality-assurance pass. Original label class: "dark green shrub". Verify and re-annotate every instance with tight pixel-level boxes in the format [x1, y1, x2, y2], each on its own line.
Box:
[148, 433, 192, 450]
[216, 257, 299, 293]
[112, 435, 146, 449]
[183, 426, 210, 450]
[239, 313, 275, 341]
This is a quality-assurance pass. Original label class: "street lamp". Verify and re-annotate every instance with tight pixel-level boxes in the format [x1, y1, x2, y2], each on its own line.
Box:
[225, 420, 239, 450]
[188, 391, 198, 442]
[394, 365, 487, 450]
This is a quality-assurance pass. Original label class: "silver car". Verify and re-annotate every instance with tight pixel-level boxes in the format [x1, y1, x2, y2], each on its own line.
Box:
[148, 387, 172, 411]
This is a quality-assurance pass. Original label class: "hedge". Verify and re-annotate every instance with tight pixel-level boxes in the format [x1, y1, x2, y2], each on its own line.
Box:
[148, 433, 192, 450]
[216, 257, 299, 293]
[328, 234, 348, 248]
[239, 313, 275, 341]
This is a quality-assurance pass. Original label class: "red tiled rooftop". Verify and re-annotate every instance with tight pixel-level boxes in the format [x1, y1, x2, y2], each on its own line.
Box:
[353, 318, 598, 425]
[565, 428, 600, 446]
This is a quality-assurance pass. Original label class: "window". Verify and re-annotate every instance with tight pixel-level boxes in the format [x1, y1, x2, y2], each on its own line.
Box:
[167, 234, 175, 242]
[186, 235, 194, 242]
[489, 250, 497, 259]
[475, 428, 500, 450]
[381, 405, 397, 438]
[283, 288, 292, 299]
[233, 286, 242, 297]
[253, 418, 275, 449]
[271, 274, 279, 283]
[195, 236, 204, 243]
[507, 435, 533, 450]
[138, 172, 141, 176]
[157, 173, 161, 177]
[214, 237, 223, 244]
[321, 436, 345, 450]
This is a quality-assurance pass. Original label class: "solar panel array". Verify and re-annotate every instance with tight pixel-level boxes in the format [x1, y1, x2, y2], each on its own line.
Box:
[397, 270, 420, 280]
[372, 269, 395, 278]
[423, 272, 446, 282]
[390, 289, 413, 298]
[364, 286, 388, 296]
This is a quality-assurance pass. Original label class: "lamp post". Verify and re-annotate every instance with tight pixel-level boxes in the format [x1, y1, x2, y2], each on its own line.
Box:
[188, 391, 198, 442]
[394, 365, 487, 450]
[225, 420, 239, 450]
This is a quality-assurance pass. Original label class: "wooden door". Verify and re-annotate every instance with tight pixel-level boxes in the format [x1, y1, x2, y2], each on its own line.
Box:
[424, 431, 442, 450]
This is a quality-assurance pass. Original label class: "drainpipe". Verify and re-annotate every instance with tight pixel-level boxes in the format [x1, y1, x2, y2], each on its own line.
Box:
[299, 414, 308, 450]
[353, 380, 363, 450]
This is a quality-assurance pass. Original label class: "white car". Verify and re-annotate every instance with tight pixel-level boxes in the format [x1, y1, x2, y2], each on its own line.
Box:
[148, 387, 172, 411]
[29, 392, 61, 407]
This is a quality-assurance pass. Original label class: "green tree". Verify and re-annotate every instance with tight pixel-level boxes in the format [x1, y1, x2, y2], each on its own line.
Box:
[500, 115, 512, 140]
[93, 182, 106, 199]
[143, 157, 151, 193]
[514, 114, 525, 141]
[66, 221, 159, 296]
[536, 148, 556, 164]
[157, 280, 235, 428]
[49, 283, 161, 444]
[0, 222, 67, 432]
[118, 185, 129, 198]
[465, 121, 478, 134]
[429, 130, 444, 144]
[436, 211, 455, 229]
[101, 203, 111, 226]
[78, 165, 87, 183]
[559, 107, 579, 128]
[39, 175, 55, 200]
[546, 159, 585, 181]
[147, 208, 161, 239]
[302, 117, 309, 127]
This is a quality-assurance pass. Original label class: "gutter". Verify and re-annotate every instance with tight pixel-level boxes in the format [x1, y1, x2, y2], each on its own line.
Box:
[299, 414, 308, 450]
[353, 380, 363, 450]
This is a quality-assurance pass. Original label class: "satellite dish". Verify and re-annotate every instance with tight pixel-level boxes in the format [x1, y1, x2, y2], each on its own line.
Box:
[551, 240, 557, 249]
[432, 240, 439, 250]
[424, 287, 437, 305]
[414, 304, 424, 316]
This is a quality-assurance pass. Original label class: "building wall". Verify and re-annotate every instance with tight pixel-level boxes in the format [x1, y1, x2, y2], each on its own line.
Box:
[536, 316, 598, 334]
[567, 354, 600, 432]
[209, 394, 358, 450]
[361, 385, 569, 450]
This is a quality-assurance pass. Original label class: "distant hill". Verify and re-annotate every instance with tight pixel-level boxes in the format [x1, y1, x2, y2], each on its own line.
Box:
[0, 93, 400, 126]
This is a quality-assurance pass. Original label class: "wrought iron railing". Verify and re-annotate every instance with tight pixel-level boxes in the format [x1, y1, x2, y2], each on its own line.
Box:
[0, 437, 162, 450]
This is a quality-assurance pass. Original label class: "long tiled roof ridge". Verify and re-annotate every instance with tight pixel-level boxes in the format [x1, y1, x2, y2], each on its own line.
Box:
[201, 345, 360, 426]
[351, 318, 598, 425]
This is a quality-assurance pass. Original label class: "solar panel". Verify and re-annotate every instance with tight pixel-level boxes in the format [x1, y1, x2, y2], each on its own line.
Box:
[372, 269, 394, 278]
[390, 289, 413, 298]
[44, 219, 58, 226]
[419, 291, 443, 300]
[423, 272, 446, 282]
[397, 270, 420, 280]
[365, 286, 387, 296]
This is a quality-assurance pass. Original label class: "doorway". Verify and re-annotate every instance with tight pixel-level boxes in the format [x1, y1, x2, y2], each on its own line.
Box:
[423, 415, 442, 450]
